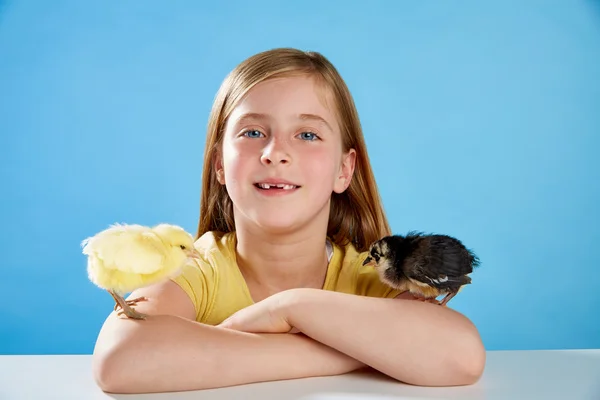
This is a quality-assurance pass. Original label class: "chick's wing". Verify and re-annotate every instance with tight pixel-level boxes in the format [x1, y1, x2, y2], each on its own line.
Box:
[404, 240, 473, 290]
[82, 224, 167, 274]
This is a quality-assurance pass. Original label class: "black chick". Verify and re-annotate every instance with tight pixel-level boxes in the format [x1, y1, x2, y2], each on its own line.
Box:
[362, 232, 480, 306]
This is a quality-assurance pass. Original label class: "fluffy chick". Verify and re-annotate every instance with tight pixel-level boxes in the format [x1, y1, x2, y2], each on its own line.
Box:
[363, 232, 480, 306]
[82, 223, 201, 319]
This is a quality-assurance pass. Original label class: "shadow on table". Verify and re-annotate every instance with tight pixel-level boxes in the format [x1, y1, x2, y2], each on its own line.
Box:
[103, 350, 600, 400]
[105, 367, 485, 400]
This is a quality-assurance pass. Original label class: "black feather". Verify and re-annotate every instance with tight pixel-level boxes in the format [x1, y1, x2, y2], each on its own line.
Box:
[372, 231, 480, 292]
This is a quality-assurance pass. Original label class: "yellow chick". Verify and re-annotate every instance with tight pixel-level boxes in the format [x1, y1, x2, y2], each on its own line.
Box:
[81, 223, 201, 320]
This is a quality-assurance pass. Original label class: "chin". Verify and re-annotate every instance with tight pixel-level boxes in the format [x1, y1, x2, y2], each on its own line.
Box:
[250, 209, 323, 236]
[235, 195, 331, 235]
[254, 216, 307, 234]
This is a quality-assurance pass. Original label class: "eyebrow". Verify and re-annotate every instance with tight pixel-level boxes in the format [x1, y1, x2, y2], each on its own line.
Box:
[234, 112, 333, 131]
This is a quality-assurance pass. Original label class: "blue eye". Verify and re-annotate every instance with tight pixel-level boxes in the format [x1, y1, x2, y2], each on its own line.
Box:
[299, 132, 319, 141]
[244, 130, 263, 138]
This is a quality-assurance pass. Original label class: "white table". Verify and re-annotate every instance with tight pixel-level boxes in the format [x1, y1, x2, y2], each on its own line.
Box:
[1, 350, 599, 399]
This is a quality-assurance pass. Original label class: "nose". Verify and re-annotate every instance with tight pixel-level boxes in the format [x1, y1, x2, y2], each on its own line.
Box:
[260, 137, 291, 165]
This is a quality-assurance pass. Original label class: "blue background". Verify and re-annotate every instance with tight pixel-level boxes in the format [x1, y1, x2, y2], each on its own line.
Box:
[1, 1, 599, 355]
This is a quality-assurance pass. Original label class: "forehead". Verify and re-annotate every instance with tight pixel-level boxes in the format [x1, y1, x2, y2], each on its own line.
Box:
[227, 75, 339, 133]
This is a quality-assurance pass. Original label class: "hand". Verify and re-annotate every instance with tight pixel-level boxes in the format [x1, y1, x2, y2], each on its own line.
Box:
[218, 290, 301, 334]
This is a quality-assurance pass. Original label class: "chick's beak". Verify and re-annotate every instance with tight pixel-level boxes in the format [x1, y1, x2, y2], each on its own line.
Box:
[185, 248, 202, 260]
[362, 256, 375, 267]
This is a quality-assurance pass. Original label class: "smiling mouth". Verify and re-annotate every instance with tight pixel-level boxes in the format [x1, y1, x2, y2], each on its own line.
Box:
[254, 183, 300, 190]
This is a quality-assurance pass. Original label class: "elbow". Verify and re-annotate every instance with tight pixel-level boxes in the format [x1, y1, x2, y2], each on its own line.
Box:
[91, 319, 145, 394]
[93, 345, 148, 394]
[92, 343, 131, 393]
[453, 344, 485, 386]
[409, 315, 486, 387]
[449, 322, 486, 386]
[93, 354, 118, 393]
[383, 305, 486, 387]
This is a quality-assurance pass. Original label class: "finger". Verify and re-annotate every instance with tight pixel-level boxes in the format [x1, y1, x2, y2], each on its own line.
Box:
[217, 318, 234, 329]
[219, 318, 250, 331]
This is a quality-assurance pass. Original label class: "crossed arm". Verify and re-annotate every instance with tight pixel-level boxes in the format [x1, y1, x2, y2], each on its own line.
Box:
[93, 282, 485, 394]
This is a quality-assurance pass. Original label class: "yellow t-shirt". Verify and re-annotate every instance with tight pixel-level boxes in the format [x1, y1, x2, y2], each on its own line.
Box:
[171, 231, 401, 324]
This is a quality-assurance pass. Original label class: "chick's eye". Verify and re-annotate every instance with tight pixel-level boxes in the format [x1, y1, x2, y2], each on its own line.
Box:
[298, 132, 319, 141]
[243, 130, 264, 138]
[180, 245, 186, 250]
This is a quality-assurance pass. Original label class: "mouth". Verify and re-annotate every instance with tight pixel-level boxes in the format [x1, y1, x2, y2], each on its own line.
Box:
[362, 256, 376, 267]
[254, 182, 301, 191]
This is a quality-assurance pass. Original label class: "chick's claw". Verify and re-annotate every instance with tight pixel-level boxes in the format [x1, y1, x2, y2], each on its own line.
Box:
[113, 296, 148, 311]
[117, 307, 148, 320]
[439, 291, 457, 307]
[108, 290, 148, 320]
[414, 296, 441, 305]
[113, 297, 148, 320]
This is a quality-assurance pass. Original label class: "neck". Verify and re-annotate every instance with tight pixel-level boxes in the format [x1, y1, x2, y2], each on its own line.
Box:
[233, 214, 330, 299]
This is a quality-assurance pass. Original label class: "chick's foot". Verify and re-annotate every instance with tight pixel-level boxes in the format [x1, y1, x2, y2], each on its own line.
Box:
[109, 290, 148, 320]
[113, 296, 148, 311]
[419, 297, 441, 305]
[117, 306, 148, 320]
[439, 291, 457, 307]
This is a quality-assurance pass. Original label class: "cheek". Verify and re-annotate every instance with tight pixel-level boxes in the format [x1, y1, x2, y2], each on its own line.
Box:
[222, 141, 255, 181]
[310, 149, 341, 192]
[303, 147, 339, 176]
[297, 148, 341, 203]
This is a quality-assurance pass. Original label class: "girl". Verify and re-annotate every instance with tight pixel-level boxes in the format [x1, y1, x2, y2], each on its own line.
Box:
[92, 48, 485, 394]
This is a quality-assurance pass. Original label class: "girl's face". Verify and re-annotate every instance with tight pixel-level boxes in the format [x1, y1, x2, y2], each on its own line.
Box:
[217, 75, 356, 235]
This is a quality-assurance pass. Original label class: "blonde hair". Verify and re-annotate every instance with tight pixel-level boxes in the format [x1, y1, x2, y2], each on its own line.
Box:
[196, 48, 390, 252]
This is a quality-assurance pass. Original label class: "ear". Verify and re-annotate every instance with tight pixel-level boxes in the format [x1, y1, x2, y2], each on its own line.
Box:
[214, 154, 225, 185]
[333, 148, 356, 194]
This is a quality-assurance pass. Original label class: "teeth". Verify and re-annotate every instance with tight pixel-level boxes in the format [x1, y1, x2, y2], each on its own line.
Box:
[257, 183, 297, 190]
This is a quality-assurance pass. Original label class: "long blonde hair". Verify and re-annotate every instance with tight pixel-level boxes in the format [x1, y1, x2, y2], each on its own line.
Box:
[196, 48, 390, 252]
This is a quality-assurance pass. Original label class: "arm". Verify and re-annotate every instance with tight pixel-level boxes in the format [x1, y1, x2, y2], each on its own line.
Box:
[285, 288, 486, 387]
[92, 281, 364, 394]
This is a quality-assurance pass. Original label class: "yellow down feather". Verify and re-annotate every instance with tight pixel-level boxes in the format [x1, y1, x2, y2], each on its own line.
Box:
[82, 223, 199, 295]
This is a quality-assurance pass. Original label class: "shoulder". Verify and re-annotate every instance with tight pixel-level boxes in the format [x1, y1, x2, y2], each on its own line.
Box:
[329, 239, 402, 299]
[194, 230, 234, 256]
[170, 231, 238, 321]
[182, 230, 235, 277]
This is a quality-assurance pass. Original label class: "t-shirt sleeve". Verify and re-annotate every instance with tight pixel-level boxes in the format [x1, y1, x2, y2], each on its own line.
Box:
[170, 257, 213, 322]
[354, 251, 403, 299]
